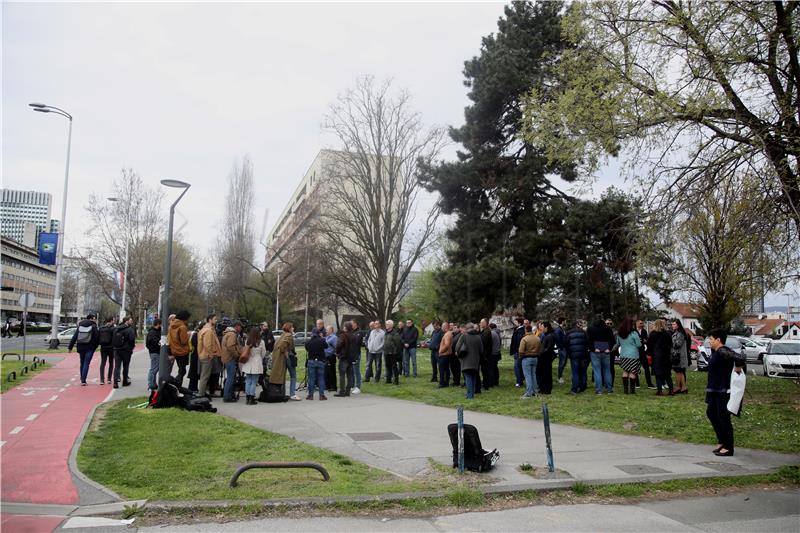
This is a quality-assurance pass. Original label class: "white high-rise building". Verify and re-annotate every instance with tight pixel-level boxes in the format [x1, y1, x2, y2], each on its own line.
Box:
[1, 189, 54, 246]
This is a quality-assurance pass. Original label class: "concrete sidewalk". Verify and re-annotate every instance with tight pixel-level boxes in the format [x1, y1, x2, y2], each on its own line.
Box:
[211, 391, 798, 489]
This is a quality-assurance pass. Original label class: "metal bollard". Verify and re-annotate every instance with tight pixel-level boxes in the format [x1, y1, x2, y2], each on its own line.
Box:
[457, 404, 465, 474]
[229, 462, 330, 487]
[542, 402, 555, 472]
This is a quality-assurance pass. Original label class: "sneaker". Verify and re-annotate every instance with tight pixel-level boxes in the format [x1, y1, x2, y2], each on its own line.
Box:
[81, 382, 87, 386]
[558, 378, 565, 384]
[515, 383, 521, 388]
[113, 382, 119, 389]
[351, 387, 361, 395]
[596, 391, 603, 395]
[289, 395, 302, 401]
[100, 380, 105, 385]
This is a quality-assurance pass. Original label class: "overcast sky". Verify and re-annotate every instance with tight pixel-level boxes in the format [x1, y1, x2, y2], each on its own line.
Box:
[3, 1, 794, 308]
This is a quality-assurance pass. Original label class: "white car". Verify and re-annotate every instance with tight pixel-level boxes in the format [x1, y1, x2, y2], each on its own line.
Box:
[739, 337, 769, 363]
[697, 336, 745, 371]
[762, 340, 800, 379]
[44, 328, 76, 347]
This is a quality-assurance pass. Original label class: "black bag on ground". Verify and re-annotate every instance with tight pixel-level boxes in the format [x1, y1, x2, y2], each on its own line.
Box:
[258, 382, 288, 403]
[149, 381, 180, 409]
[184, 396, 217, 413]
[447, 423, 500, 472]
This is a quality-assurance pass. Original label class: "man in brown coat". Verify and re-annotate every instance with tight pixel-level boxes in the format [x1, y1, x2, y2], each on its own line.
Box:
[221, 320, 242, 402]
[437, 322, 453, 388]
[197, 314, 221, 397]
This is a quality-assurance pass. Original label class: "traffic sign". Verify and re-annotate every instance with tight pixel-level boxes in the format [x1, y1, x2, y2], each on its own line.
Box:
[18, 293, 36, 308]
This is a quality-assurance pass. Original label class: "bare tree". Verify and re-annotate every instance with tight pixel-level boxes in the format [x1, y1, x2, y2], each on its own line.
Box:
[317, 77, 446, 320]
[214, 156, 256, 317]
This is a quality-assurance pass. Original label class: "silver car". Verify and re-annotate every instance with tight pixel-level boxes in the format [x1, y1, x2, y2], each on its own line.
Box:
[44, 327, 77, 347]
[697, 336, 745, 371]
[763, 341, 800, 379]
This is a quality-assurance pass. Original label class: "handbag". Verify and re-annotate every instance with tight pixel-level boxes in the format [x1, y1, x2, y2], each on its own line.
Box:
[727, 369, 746, 416]
[239, 345, 252, 364]
[288, 349, 298, 368]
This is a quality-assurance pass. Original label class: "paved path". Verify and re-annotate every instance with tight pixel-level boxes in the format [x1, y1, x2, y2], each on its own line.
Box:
[1, 347, 142, 532]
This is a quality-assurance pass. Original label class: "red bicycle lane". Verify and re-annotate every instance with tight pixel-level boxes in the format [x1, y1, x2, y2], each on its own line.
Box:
[0, 351, 137, 532]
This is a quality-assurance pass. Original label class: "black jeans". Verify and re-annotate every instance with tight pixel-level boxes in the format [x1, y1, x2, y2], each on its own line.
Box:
[430, 349, 439, 381]
[325, 357, 337, 392]
[113, 349, 132, 384]
[449, 355, 461, 386]
[655, 373, 673, 392]
[99, 346, 114, 382]
[706, 392, 734, 450]
[537, 353, 554, 394]
[479, 357, 490, 391]
[384, 352, 400, 383]
[338, 358, 353, 393]
[175, 356, 188, 387]
[438, 355, 451, 386]
[188, 352, 199, 392]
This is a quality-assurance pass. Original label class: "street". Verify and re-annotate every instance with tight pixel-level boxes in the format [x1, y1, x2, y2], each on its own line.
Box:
[0, 333, 52, 354]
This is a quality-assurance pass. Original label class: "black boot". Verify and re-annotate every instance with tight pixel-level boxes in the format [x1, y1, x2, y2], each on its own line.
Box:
[622, 377, 629, 394]
[630, 379, 636, 394]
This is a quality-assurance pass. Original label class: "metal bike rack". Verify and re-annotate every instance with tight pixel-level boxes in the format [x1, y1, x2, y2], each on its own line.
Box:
[2, 353, 21, 360]
[6, 371, 16, 382]
[20, 366, 29, 375]
[229, 462, 330, 487]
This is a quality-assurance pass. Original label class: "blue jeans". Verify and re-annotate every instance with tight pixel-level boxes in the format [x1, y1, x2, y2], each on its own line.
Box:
[79, 349, 95, 384]
[223, 359, 238, 400]
[463, 369, 477, 399]
[590, 352, 613, 393]
[352, 352, 362, 388]
[557, 348, 568, 379]
[245, 374, 259, 396]
[288, 363, 297, 396]
[148, 352, 159, 389]
[365, 352, 382, 381]
[513, 353, 524, 386]
[403, 347, 417, 377]
[307, 359, 326, 397]
[570, 356, 587, 392]
[521, 357, 539, 396]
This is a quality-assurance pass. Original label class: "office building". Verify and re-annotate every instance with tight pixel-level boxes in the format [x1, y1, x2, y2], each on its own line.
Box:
[0, 236, 57, 322]
[1, 189, 59, 248]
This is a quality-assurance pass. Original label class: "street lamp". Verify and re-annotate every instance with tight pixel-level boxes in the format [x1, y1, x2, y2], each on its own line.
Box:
[30, 102, 73, 349]
[158, 178, 191, 386]
[107, 197, 130, 321]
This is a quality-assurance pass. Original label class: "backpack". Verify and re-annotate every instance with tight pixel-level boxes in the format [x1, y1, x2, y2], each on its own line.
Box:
[447, 423, 500, 473]
[76, 324, 93, 344]
[149, 381, 180, 409]
[98, 325, 114, 347]
[112, 326, 128, 349]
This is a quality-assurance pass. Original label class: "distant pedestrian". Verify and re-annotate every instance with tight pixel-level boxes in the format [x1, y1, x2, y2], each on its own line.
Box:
[565, 320, 589, 394]
[636, 319, 655, 389]
[616, 318, 642, 395]
[112, 317, 136, 388]
[455, 322, 483, 400]
[383, 320, 402, 385]
[518, 324, 541, 398]
[437, 322, 452, 387]
[705, 328, 746, 456]
[2, 318, 12, 338]
[188, 321, 202, 392]
[587, 318, 615, 394]
[350, 320, 363, 394]
[429, 321, 443, 383]
[324, 325, 338, 393]
[647, 319, 674, 396]
[221, 320, 243, 402]
[335, 322, 357, 397]
[478, 318, 492, 392]
[270, 322, 294, 399]
[554, 317, 568, 384]
[197, 314, 221, 397]
[449, 324, 462, 386]
[537, 321, 556, 394]
[68, 313, 99, 386]
[509, 317, 526, 388]
[260, 322, 276, 353]
[489, 323, 501, 387]
[365, 320, 385, 383]
[145, 319, 162, 390]
[671, 319, 690, 394]
[401, 319, 419, 377]
[97, 317, 116, 385]
[240, 326, 265, 405]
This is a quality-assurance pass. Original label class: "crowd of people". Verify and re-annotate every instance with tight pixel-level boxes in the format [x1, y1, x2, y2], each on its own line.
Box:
[66, 309, 746, 455]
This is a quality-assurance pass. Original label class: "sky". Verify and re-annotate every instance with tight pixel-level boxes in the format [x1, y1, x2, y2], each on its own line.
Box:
[3, 1, 794, 309]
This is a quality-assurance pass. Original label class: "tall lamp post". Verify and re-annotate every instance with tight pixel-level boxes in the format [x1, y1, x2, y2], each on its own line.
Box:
[29, 102, 72, 349]
[107, 197, 129, 321]
[158, 179, 191, 386]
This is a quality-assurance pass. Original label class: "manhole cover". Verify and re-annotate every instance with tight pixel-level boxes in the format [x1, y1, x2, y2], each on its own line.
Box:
[695, 461, 745, 473]
[347, 432, 402, 442]
[615, 464, 671, 475]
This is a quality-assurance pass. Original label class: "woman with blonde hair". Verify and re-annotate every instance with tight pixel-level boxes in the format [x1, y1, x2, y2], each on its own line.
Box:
[240, 326, 266, 405]
[647, 319, 674, 396]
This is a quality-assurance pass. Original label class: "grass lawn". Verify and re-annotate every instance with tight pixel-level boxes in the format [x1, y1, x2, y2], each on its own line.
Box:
[0, 358, 51, 393]
[328, 350, 800, 454]
[78, 397, 480, 501]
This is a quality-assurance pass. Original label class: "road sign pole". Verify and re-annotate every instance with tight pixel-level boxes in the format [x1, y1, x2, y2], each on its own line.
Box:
[22, 297, 28, 361]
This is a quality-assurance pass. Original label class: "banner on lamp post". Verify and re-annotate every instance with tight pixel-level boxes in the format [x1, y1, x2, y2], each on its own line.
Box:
[38, 233, 58, 265]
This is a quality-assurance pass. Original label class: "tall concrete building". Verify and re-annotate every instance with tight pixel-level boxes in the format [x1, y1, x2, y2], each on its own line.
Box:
[0, 189, 59, 247]
[0, 236, 57, 322]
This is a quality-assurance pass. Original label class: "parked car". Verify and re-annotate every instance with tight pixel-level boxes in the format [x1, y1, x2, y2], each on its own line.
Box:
[697, 336, 745, 371]
[293, 331, 314, 346]
[272, 329, 283, 339]
[690, 336, 703, 360]
[762, 340, 800, 379]
[44, 328, 77, 347]
[740, 337, 769, 363]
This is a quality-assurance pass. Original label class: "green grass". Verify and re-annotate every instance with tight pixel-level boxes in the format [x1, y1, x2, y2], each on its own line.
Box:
[350, 352, 800, 454]
[0, 358, 51, 393]
[78, 397, 472, 501]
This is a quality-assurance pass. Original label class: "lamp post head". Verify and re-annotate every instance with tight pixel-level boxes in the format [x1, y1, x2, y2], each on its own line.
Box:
[160, 179, 190, 189]
[107, 197, 119, 202]
[29, 102, 46, 108]
[33, 108, 50, 113]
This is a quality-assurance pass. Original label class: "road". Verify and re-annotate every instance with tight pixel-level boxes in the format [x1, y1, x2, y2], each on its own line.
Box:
[0, 333, 53, 354]
[53, 489, 800, 532]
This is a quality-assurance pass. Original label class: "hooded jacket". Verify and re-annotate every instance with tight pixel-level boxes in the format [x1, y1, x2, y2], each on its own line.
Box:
[146, 326, 161, 353]
[221, 327, 241, 364]
[197, 323, 221, 361]
[168, 319, 190, 356]
[455, 329, 483, 371]
[69, 318, 99, 352]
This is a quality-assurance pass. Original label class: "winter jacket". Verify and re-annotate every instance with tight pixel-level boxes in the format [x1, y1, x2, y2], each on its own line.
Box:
[539, 332, 557, 361]
[97, 324, 115, 348]
[240, 341, 266, 375]
[480, 329, 492, 361]
[261, 329, 276, 353]
[587, 321, 615, 353]
[455, 330, 483, 372]
[554, 326, 567, 351]
[670, 331, 689, 368]
[439, 330, 453, 356]
[383, 328, 402, 356]
[706, 345, 746, 393]
[518, 331, 541, 358]
[270, 332, 293, 385]
[367, 328, 385, 353]
[69, 318, 99, 352]
[647, 330, 673, 376]
[564, 328, 589, 360]
[616, 332, 642, 359]
[347, 332, 361, 361]
[305, 334, 327, 361]
[324, 333, 337, 359]
[221, 327, 241, 364]
[112, 324, 136, 353]
[197, 323, 221, 361]
[168, 319, 190, 356]
[429, 328, 443, 352]
[509, 326, 525, 356]
[145, 326, 161, 353]
[490, 329, 501, 357]
[400, 326, 418, 348]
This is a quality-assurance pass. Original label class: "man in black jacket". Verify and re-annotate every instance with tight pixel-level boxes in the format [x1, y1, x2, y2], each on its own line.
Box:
[587, 318, 616, 394]
[304, 328, 328, 400]
[260, 322, 276, 353]
[635, 319, 655, 389]
[400, 320, 419, 377]
[478, 319, 493, 391]
[146, 319, 162, 390]
[509, 318, 527, 388]
[565, 320, 589, 394]
[69, 313, 99, 386]
[335, 323, 355, 397]
[97, 317, 116, 385]
[112, 317, 136, 388]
